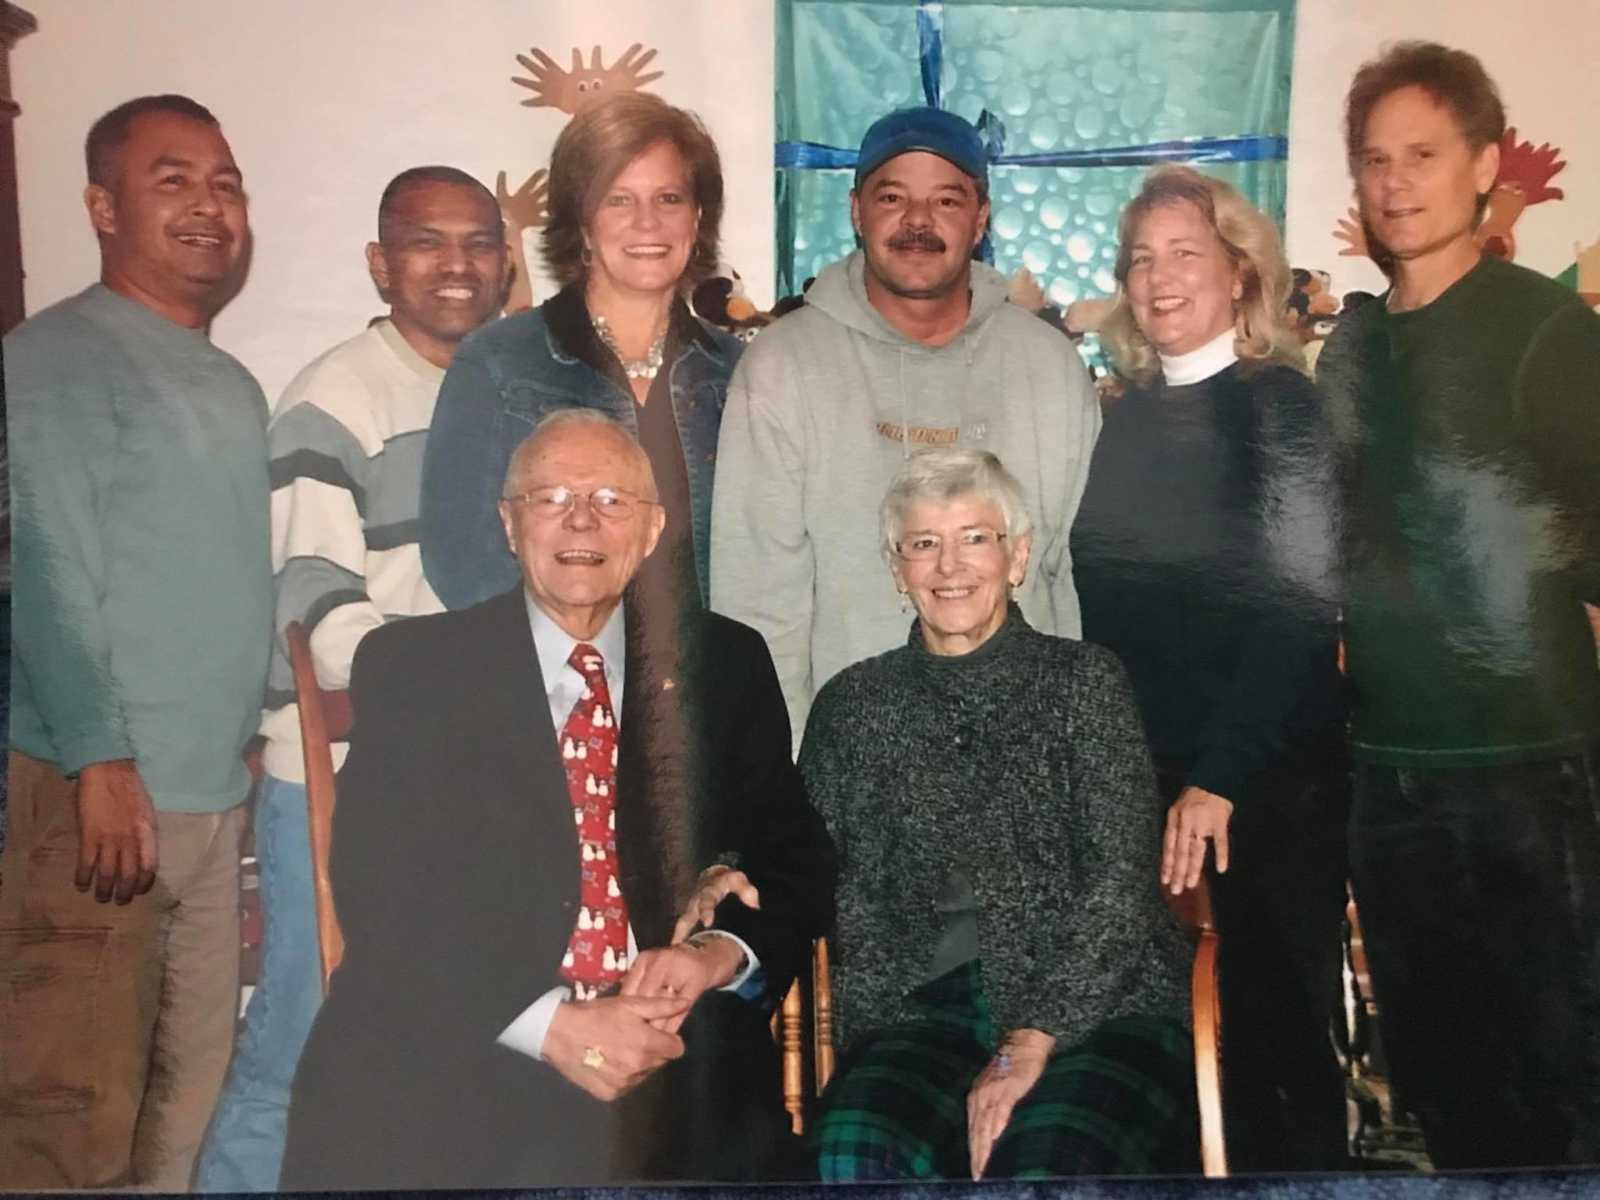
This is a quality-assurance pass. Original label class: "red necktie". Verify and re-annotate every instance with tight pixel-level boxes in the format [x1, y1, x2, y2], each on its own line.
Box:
[557, 643, 629, 998]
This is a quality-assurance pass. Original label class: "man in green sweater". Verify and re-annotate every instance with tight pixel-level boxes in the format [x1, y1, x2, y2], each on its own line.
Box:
[0, 95, 271, 1189]
[1318, 44, 1600, 1168]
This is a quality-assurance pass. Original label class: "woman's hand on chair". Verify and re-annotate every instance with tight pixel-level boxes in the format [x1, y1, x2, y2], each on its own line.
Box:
[967, 1028, 1055, 1180]
[1161, 785, 1233, 895]
[670, 865, 760, 943]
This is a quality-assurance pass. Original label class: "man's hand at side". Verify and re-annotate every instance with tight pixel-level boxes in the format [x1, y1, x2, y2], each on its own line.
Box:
[542, 994, 689, 1101]
[75, 758, 158, 903]
[618, 939, 744, 1034]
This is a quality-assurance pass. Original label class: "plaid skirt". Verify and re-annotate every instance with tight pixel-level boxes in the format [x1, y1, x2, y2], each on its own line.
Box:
[814, 961, 1195, 1181]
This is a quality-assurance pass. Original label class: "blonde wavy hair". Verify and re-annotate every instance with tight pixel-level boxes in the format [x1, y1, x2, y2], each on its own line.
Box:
[1099, 166, 1303, 385]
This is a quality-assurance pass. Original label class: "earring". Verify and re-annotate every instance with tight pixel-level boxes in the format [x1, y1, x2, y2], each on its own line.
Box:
[581, 245, 593, 267]
[899, 590, 911, 615]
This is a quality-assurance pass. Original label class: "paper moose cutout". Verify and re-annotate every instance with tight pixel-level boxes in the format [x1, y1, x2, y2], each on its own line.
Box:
[498, 44, 665, 313]
[1331, 126, 1567, 264]
[512, 43, 664, 116]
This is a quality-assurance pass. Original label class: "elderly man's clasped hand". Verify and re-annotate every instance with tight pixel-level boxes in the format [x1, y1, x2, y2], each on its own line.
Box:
[542, 992, 688, 1101]
[544, 932, 746, 1100]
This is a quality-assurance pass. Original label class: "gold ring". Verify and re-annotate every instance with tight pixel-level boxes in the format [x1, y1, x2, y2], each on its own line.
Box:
[582, 1045, 606, 1070]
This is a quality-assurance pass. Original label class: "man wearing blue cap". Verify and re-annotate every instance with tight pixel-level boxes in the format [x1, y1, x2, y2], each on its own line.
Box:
[710, 107, 1100, 742]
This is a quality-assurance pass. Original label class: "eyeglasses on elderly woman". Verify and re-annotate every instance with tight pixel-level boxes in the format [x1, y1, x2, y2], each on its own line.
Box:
[893, 527, 1009, 561]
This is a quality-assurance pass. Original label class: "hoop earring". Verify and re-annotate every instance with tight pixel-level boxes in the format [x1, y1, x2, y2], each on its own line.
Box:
[581, 245, 593, 268]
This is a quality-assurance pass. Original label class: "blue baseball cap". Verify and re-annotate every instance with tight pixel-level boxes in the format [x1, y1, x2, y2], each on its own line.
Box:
[854, 107, 988, 192]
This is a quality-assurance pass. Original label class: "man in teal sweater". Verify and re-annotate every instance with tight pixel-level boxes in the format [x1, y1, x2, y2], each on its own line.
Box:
[0, 95, 271, 1189]
[1319, 44, 1600, 1168]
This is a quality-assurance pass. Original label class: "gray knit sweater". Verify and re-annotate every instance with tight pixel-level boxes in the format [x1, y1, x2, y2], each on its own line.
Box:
[798, 607, 1190, 1052]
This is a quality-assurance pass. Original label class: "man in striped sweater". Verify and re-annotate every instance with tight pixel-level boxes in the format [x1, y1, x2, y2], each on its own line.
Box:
[195, 166, 510, 1191]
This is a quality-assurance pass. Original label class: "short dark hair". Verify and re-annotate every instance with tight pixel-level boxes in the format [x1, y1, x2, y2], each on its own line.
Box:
[1344, 41, 1505, 171]
[377, 166, 502, 244]
[542, 91, 723, 290]
[85, 94, 218, 187]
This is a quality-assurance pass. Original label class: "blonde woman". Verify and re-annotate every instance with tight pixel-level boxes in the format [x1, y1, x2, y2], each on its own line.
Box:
[1071, 165, 1349, 1170]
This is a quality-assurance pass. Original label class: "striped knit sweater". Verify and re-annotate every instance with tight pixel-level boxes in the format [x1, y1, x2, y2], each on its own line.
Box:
[798, 606, 1190, 1052]
[259, 319, 446, 782]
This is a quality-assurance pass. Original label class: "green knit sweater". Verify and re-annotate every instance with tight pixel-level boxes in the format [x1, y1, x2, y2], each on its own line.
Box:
[7, 285, 272, 811]
[798, 607, 1189, 1052]
[1319, 256, 1600, 766]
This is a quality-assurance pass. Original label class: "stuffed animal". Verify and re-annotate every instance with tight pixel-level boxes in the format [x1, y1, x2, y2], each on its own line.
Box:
[691, 265, 784, 340]
[1287, 268, 1341, 345]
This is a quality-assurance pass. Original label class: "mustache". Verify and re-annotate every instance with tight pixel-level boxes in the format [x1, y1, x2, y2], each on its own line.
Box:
[887, 229, 947, 253]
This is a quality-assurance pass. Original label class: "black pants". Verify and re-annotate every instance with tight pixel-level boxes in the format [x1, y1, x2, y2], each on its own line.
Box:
[1350, 746, 1600, 1168]
[283, 990, 797, 1189]
[1157, 762, 1350, 1172]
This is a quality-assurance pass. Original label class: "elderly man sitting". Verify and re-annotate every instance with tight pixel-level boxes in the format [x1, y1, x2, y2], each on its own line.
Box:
[280, 409, 835, 1189]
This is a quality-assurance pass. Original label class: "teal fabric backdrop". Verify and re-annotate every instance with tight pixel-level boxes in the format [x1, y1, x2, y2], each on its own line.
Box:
[775, 0, 1296, 334]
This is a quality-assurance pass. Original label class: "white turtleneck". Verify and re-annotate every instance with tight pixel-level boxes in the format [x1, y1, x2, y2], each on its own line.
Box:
[1158, 327, 1238, 386]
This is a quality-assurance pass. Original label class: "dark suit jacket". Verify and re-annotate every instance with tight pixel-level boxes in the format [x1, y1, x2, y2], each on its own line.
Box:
[281, 588, 835, 1189]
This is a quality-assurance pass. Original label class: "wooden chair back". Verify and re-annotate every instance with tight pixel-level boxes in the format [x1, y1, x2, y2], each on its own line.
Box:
[780, 888, 1227, 1178]
[1163, 878, 1227, 1177]
[285, 620, 352, 993]
[775, 940, 836, 1135]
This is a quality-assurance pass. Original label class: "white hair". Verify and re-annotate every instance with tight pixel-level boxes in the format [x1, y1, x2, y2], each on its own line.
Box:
[878, 447, 1033, 559]
[501, 407, 658, 499]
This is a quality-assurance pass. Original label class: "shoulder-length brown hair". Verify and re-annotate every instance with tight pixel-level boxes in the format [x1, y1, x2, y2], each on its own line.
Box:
[541, 91, 724, 291]
[1100, 166, 1303, 385]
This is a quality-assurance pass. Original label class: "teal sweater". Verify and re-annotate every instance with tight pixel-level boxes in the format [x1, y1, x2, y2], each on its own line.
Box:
[7, 285, 272, 811]
[1319, 257, 1600, 766]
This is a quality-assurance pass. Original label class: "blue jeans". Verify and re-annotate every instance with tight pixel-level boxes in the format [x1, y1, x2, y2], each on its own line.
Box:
[196, 775, 321, 1190]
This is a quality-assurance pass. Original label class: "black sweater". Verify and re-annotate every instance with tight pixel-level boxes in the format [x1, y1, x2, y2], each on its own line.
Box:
[799, 608, 1189, 1053]
[1319, 257, 1600, 766]
[1071, 360, 1344, 804]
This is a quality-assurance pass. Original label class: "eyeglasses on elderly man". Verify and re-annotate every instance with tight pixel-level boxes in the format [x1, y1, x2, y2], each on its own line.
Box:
[503, 484, 664, 523]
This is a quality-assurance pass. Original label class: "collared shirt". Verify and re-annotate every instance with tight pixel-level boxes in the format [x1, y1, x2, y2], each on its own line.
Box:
[528, 590, 628, 733]
[497, 592, 757, 1062]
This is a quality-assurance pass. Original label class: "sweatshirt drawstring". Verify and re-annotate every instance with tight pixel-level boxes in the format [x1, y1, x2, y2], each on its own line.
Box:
[899, 349, 911, 459]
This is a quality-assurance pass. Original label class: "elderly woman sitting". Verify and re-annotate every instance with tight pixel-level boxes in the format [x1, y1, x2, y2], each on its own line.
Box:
[797, 447, 1192, 1181]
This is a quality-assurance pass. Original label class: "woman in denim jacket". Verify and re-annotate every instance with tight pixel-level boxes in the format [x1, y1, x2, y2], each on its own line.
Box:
[420, 91, 741, 616]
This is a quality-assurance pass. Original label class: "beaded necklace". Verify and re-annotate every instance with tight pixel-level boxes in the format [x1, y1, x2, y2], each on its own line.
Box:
[591, 312, 667, 382]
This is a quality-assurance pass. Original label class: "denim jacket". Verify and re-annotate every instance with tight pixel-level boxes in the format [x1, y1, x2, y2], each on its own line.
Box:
[419, 285, 741, 610]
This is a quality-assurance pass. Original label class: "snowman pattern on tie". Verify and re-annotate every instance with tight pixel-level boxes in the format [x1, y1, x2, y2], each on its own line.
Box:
[558, 644, 629, 992]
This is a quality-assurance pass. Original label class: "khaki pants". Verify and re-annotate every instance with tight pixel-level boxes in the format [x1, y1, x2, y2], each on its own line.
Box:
[0, 752, 244, 1190]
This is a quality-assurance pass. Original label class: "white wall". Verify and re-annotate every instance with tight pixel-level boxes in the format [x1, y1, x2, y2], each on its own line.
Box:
[1286, 0, 1600, 298]
[13, 0, 1597, 398]
[12, 0, 775, 402]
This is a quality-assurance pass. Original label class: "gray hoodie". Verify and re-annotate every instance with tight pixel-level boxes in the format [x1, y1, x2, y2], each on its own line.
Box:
[710, 250, 1101, 743]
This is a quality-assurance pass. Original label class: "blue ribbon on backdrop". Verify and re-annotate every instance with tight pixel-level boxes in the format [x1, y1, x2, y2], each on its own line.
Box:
[776, 0, 1287, 176]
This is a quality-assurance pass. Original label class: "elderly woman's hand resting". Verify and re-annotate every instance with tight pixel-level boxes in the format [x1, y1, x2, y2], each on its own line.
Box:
[670, 864, 761, 943]
[967, 1028, 1057, 1179]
